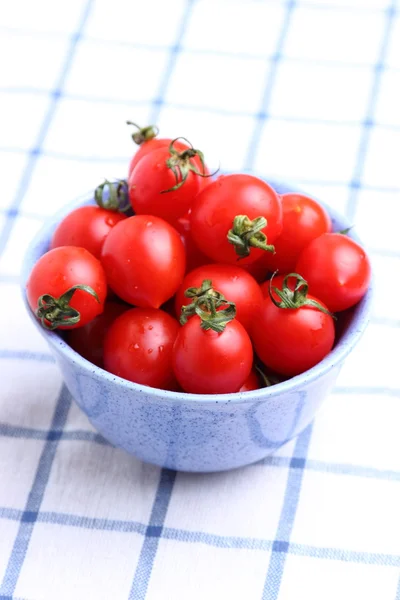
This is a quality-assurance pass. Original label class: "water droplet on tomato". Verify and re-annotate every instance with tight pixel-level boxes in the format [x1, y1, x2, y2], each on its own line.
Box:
[129, 343, 140, 351]
[146, 221, 153, 227]
[147, 348, 153, 354]
[148, 325, 153, 330]
[159, 345, 164, 353]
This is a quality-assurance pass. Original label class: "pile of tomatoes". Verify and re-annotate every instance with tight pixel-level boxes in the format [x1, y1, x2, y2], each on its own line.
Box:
[26, 122, 371, 394]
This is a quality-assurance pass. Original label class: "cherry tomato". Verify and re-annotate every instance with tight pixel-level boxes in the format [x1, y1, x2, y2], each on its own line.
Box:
[129, 137, 209, 182]
[50, 206, 127, 260]
[251, 274, 335, 376]
[260, 274, 297, 298]
[191, 174, 282, 266]
[173, 315, 253, 394]
[239, 370, 261, 392]
[261, 193, 332, 273]
[175, 213, 210, 273]
[26, 246, 107, 330]
[104, 308, 179, 390]
[129, 138, 174, 176]
[66, 301, 127, 367]
[295, 233, 371, 312]
[242, 252, 271, 283]
[101, 215, 185, 308]
[129, 141, 209, 225]
[175, 264, 263, 333]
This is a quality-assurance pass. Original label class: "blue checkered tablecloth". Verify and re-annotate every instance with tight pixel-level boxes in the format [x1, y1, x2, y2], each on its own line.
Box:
[0, 0, 399, 598]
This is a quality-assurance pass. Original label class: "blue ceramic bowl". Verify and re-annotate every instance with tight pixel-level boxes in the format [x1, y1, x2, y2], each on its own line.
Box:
[21, 182, 372, 472]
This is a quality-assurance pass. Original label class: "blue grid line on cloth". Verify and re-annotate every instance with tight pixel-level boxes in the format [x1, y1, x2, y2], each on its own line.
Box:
[5, 90, 400, 129]
[0, 385, 72, 597]
[1, 418, 399, 482]
[262, 426, 313, 599]
[396, 575, 400, 600]
[147, 0, 194, 124]
[0, 0, 94, 260]
[1, 140, 400, 196]
[129, 470, 177, 600]
[127, 3, 193, 598]
[0, 422, 108, 445]
[244, 0, 296, 171]
[0, 350, 55, 362]
[345, 1, 397, 222]
[1, 506, 400, 568]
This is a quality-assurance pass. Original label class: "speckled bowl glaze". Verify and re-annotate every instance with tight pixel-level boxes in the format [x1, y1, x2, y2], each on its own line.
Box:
[21, 182, 372, 472]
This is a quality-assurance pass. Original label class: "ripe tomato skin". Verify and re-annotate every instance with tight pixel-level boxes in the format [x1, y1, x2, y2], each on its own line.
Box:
[251, 294, 335, 377]
[295, 233, 371, 312]
[260, 274, 297, 298]
[190, 174, 283, 266]
[26, 246, 107, 329]
[129, 138, 174, 176]
[66, 301, 127, 368]
[101, 215, 186, 308]
[50, 206, 127, 260]
[129, 146, 208, 225]
[175, 264, 263, 333]
[175, 213, 210, 273]
[262, 194, 332, 274]
[129, 138, 209, 183]
[239, 370, 260, 392]
[242, 252, 271, 283]
[104, 308, 179, 390]
[172, 316, 253, 394]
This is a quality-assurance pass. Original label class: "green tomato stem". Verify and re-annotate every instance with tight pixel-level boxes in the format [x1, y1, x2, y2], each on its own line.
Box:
[227, 215, 275, 259]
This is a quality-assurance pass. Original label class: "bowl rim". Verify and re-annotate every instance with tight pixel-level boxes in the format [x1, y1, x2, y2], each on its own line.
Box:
[21, 183, 373, 405]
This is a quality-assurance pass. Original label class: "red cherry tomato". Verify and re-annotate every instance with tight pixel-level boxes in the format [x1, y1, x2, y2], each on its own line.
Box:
[251, 276, 335, 376]
[173, 316, 253, 394]
[295, 233, 371, 312]
[50, 205, 127, 260]
[129, 141, 209, 225]
[239, 370, 261, 392]
[104, 308, 179, 390]
[129, 138, 209, 183]
[66, 301, 127, 367]
[129, 138, 174, 176]
[191, 174, 282, 266]
[260, 274, 297, 298]
[175, 264, 263, 333]
[262, 193, 332, 273]
[26, 246, 107, 330]
[175, 213, 210, 273]
[101, 215, 185, 308]
[242, 252, 271, 283]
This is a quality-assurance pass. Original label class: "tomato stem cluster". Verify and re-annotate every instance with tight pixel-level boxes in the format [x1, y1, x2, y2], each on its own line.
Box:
[227, 215, 275, 258]
[180, 279, 236, 333]
[94, 179, 129, 213]
[162, 138, 213, 193]
[36, 285, 99, 330]
[126, 121, 159, 145]
[269, 272, 335, 317]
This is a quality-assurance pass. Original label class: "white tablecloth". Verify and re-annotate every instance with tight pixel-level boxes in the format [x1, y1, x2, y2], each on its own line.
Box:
[0, 1, 399, 598]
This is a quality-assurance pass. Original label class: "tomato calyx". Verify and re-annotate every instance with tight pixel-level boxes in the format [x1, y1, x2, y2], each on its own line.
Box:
[36, 285, 100, 330]
[269, 272, 335, 318]
[94, 179, 130, 213]
[180, 279, 236, 333]
[338, 226, 353, 235]
[227, 215, 275, 259]
[126, 120, 159, 145]
[162, 138, 212, 193]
